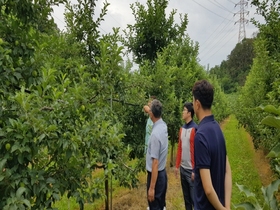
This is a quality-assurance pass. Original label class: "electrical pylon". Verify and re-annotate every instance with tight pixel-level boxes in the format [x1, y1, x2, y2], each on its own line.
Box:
[234, 0, 249, 43]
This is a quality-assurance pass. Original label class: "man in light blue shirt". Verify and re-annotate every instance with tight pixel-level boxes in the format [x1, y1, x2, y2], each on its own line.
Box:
[146, 99, 168, 210]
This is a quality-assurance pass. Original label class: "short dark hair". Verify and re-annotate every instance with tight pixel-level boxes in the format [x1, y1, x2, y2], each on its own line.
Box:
[184, 102, 194, 118]
[150, 99, 162, 118]
[192, 80, 214, 109]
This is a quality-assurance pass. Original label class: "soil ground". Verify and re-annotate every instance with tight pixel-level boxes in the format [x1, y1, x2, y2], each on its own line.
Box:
[110, 118, 275, 210]
[246, 133, 275, 187]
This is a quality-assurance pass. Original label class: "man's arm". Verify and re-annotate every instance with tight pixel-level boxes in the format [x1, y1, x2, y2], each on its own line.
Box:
[200, 169, 227, 210]
[148, 158, 158, 202]
[144, 105, 150, 113]
[190, 128, 196, 181]
[175, 129, 182, 178]
[224, 156, 232, 209]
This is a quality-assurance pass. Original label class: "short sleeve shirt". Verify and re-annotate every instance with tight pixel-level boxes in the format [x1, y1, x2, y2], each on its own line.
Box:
[146, 118, 168, 172]
[194, 115, 227, 210]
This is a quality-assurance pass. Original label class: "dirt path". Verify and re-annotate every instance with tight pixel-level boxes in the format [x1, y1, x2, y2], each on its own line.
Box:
[246, 133, 275, 186]
[112, 165, 185, 210]
[111, 118, 275, 209]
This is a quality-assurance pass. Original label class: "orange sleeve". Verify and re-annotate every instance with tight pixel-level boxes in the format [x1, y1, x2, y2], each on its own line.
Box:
[190, 127, 196, 169]
[175, 128, 182, 169]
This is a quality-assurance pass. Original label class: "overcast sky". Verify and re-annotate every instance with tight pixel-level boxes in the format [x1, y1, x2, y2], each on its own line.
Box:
[52, 0, 263, 69]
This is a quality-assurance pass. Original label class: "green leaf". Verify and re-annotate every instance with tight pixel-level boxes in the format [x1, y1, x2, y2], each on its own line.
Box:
[17, 155, 23, 164]
[14, 72, 22, 80]
[235, 184, 262, 210]
[46, 177, 55, 184]
[16, 187, 26, 198]
[234, 202, 258, 210]
[258, 105, 280, 115]
[265, 179, 280, 209]
[47, 124, 57, 131]
[236, 183, 256, 198]
[22, 199, 31, 208]
[53, 193, 60, 200]
[275, 165, 280, 173]
[267, 143, 280, 158]
[0, 158, 7, 171]
[38, 133, 46, 142]
[0, 175, 5, 181]
[261, 116, 280, 129]
[11, 144, 20, 153]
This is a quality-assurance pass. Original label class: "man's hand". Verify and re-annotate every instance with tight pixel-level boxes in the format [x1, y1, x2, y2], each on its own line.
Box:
[191, 172, 195, 181]
[175, 168, 179, 178]
[143, 105, 150, 113]
[148, 187, 155, 202]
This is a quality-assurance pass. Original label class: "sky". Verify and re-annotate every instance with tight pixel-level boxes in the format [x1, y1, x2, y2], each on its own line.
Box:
[52, 0, 263, 69]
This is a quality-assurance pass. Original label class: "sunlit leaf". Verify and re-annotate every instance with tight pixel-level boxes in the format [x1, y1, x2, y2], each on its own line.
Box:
[261, 116, 280, 129]
[259, 105, 280, 115]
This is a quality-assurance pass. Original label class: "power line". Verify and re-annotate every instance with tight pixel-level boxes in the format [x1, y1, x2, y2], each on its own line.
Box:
[192, 0, 235, 22]
[199, 24, 236, 62]
[209, 0, 234, 13]
[202, 31, 238, 64]
[228, 0, 237, 4]
[199, 12, 233, 48]
[52, 13, 65, 25]
[199, 23, 235, 57]
[108, 13, 123, 28]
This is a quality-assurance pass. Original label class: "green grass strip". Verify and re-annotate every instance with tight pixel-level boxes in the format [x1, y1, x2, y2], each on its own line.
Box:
[224, 115, 263, 206]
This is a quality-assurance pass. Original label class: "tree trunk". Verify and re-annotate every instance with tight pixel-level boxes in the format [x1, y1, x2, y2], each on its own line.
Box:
[170, 140, 175, 167]
[105, 175, 109, 210]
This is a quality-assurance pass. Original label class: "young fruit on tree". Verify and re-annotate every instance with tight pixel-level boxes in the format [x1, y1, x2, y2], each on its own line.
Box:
[80, 105, 85, 111]
[32, 71, 37, 77]
[5, 143, 11, 151]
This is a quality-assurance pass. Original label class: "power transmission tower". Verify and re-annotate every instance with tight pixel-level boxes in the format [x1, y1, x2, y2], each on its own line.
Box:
[234, 0, 249, 43]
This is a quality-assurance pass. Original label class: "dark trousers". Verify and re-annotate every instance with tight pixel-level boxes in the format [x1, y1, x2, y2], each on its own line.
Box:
[147, 169, 167, 210]
[180, 167, 194, 210]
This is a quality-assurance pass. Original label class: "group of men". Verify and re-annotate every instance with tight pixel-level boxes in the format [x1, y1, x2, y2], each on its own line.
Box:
[143, 79, 232, 210]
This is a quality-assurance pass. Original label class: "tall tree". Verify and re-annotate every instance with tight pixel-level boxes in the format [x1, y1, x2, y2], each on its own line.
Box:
[209, 38, 255, 93]
[236, 0, 280, 151]
[124, 0, 188, 64]
[227, 38, 255, 86]
[65, 0, 109, 65]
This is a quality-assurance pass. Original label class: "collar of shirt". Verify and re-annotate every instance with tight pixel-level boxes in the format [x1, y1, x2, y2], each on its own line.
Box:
[199, 115, 214, 126]
[152, 118, 164, 128]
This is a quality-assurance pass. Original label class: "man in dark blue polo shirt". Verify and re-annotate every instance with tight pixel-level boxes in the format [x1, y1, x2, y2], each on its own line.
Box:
[192, 80, 232, 210]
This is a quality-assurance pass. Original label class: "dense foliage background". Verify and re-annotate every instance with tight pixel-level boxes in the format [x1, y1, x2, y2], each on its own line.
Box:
[0, 0, 230, 209]
[2, 0, 280, 209]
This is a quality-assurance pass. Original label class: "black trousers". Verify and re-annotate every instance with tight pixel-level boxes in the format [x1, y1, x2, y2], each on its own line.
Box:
[180, 167, 194, 210]
[147, 169, 167, 210]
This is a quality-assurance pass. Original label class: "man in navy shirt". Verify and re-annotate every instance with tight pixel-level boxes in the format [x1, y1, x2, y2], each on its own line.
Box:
[192, 80, 232, 210]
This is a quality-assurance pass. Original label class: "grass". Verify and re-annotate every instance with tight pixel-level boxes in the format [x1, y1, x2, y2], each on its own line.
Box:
[54, 114, 267, 209]
[223, 115, 264, 207]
